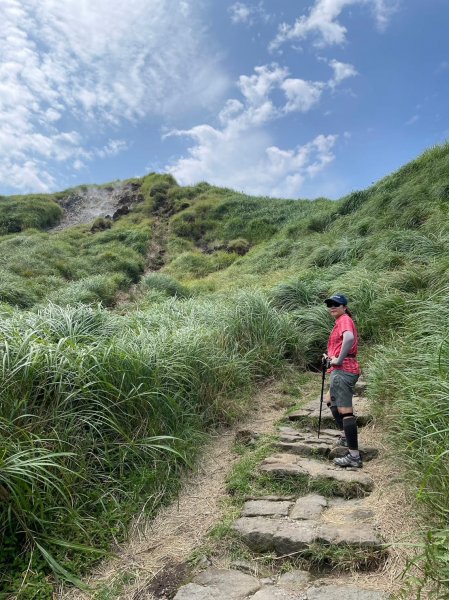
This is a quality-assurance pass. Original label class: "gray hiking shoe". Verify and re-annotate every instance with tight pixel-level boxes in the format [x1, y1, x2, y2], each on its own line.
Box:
[334, 435, 348, 448]
[334, 452, 363, 468]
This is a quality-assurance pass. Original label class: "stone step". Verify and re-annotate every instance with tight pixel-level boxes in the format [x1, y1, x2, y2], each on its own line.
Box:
[233, 516, 382, 555]
[240, 494, 376, 523]
[173, 568, 260, 599]
[288, 395, 372, 427]
[173, 569, 389, 599]
[260, 454, 374, 497]
[233, 494, 383, 567]
[276, 428, 378, 462]
[306, 585, 387, 599]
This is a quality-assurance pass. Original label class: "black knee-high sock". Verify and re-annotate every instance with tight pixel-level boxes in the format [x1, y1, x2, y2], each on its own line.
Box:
[343, 415, 358, 450]
[330, 406, 344, 431]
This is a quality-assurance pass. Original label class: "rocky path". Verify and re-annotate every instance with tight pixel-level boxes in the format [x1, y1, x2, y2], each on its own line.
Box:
[61, 375, 411, 599]
[173, 379, 392, 599]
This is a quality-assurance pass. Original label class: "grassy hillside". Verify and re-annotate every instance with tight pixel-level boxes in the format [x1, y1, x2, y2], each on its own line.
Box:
[1, 143, 449, 597]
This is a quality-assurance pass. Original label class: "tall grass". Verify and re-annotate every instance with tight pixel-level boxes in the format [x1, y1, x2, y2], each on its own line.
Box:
[0, 294, 299, 596]
[368, 289, 449, 596]
[0, 195, 63, 234]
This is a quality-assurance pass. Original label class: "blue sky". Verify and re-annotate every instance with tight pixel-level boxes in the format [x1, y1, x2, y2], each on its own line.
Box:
[1, 0, 448, 199]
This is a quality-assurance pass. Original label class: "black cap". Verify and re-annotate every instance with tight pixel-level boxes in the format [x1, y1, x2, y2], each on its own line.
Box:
[324, 293, 348, 306]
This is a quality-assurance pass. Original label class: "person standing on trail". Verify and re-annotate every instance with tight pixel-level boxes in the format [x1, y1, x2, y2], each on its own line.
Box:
[323, 294, 362, 468]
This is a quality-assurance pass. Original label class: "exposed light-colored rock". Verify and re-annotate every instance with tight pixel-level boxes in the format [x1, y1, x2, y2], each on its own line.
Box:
[173, 584, 216, 600]
[232, 517, 280, 552]
[290, 494, 328, 520]
[277, 569, 311, 591]
[233, 516, 382, 554]
[305, 584, 388, 599]
[242, 500, 293, 517]
[251, 587, 300, 599]
[179, 568, 260, 599]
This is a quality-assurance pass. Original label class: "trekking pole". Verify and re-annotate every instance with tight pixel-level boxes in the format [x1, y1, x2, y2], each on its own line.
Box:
[318, 356, 327, 439]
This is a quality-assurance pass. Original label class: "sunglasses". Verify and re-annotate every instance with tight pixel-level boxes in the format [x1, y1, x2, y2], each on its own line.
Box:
[326, 301, 342, 308]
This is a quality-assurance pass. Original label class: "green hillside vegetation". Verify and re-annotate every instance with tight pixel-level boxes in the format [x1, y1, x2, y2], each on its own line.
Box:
[0, 194, 63, 234]
[1, 144, 449, 597]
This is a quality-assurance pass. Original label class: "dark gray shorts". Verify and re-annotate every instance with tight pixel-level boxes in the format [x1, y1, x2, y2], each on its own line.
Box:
[329, 370, 359, 408]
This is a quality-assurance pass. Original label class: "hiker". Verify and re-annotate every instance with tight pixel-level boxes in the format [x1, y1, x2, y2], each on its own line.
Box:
[323, 294, 362, 468]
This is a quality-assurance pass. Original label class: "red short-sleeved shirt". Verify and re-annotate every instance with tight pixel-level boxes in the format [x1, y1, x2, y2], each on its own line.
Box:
[327, 313, 360, 374]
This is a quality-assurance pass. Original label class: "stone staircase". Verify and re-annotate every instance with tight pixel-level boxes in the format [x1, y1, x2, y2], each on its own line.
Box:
[173, 381, 390, 599]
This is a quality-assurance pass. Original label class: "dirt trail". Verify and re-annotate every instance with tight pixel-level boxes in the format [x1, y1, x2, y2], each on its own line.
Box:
[59, 374, 419, 600]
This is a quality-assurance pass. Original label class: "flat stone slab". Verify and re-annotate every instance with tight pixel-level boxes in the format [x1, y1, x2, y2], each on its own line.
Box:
[290, 494, 327, 520]
[242, 499, 293, 517]
[326, 498, 376, 524]
[305, 585, 388, 599]
[173, 569, 260, 599]
[288, 396, 371, 427]
[174, 570, 389, 600]
[231, 517, 280, 552]
[277, 569, 311, 591]
[277, 429, 378, 462]
[233, 516, 382, 554]
[252, 588, 299, 600]
[260, 454, 374, 497]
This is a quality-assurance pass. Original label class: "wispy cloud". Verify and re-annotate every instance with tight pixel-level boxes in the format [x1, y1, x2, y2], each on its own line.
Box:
[228, 2, 271, 26]
[0, 0, 228, 192]
[166, 63, 343, 197]
[328, 59, 358, 88]
[270, 0, 398, 51]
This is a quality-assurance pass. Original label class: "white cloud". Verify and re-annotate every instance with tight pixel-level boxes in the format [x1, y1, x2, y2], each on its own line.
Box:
[167, 125, 337, 198]
[166, 64, 340, 198]
[0, 0, 228, 192]
[0, 159, 56, 193]
[96, 140, 129, 159]
[229, 2, 271, 26]
[73, 159, 85, 171]
[270, 0, 398, 50]
[328, 59, 358, 88]
[281, 79, 325, 112]
[229, 2, 252, 23]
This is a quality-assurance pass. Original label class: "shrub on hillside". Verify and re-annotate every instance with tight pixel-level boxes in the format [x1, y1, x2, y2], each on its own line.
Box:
[290, 305, 333, 367]
[90, 217, 112, 232]
[167, 251, 236, 279]
[308, 238, 362, 268]
[0, 269, 41, 308]
[0, 196, 63, 234]
[305, 211, 335, 233]
[142, 273, 190, 298]
[337, 190, 370, 216]
[46, 273, 127, 306]
[271, 278, 318, 311]
[227, 238, 251, 255]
